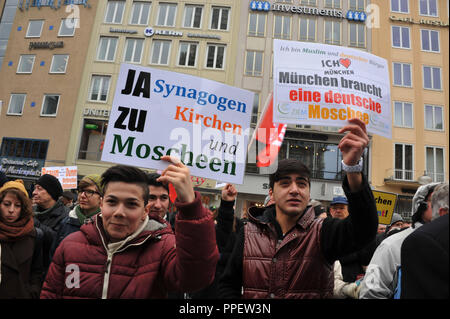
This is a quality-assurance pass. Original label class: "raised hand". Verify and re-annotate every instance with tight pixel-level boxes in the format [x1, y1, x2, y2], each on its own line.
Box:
[157, 156, 195, 203]
[221, 183, 238, 202]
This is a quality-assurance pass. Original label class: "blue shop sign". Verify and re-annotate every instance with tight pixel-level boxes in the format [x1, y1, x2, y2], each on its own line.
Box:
[250, 1, 271, 12]
[346, 10, 367, 22]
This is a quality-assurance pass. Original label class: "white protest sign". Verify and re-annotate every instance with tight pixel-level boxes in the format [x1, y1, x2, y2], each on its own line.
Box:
[273, 40, 391, 139]
[101, 64, 254, 184]
[41, 166, 77, 189]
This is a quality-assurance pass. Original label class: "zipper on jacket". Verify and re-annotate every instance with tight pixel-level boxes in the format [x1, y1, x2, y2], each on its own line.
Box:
[102, 253, 113, 299]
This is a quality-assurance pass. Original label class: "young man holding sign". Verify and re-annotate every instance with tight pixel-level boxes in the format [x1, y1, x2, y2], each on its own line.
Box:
[219, 118, 378, 298]
[40, 156, 219, 298]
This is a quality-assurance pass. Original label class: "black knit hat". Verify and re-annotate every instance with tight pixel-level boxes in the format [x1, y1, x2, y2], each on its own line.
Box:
[36, 174, 63, 201]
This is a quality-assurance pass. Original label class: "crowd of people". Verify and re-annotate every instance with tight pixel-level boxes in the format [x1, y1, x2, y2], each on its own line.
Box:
[0, 119, 448, 299]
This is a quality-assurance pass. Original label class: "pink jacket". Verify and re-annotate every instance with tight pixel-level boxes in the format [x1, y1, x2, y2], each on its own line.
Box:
[40, 191, 219, 299]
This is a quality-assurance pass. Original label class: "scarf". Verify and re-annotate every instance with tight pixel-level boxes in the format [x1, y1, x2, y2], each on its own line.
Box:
[75, 205, 101, 225]
[0, 215, 34, 242]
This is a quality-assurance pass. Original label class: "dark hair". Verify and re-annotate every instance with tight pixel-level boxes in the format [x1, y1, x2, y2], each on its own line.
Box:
[0, 188, 33, 221]
[101, 165, 150, 205]
[146, 172, 169, 194]
[269, 159, 311, 189]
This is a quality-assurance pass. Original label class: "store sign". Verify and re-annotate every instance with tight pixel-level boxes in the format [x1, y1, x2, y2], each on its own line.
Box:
[18, 0, 90, 10]
[83, 108, 110, 118]
[389, 15, 449, 27]
[110, 27, 138, 34]
[42, 166, 78, 189]
[187, 33, 221, 40]
[372, 190, 397, 225]
[144, 27, 183, 37]
[29, 41, 64, 50]
[0, 157, 44, 179]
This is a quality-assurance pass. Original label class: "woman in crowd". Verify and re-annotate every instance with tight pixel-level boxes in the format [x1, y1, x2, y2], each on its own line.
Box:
[0, 180, 44, 298]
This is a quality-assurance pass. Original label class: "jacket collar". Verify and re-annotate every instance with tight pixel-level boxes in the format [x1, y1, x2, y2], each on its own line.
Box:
[247, 204, 316, 231]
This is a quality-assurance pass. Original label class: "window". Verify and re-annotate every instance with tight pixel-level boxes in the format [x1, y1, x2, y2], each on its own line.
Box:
[183, 4, 202, 28]
[17, 55, 35, 73]
[157, 3, 177, 27]
[26, 20, 44, 37]
[419, 0, 437, 16]
[178, 42, 197, 67]
[421, 29, 439, 52]
[324, 20, 341, 45]
[299, 17, 316, 42]
[392, 26, 410, 48]
[349, 0, 365, 10]
[349, 23, 365, 47]
[425, 105, 443, 130]
[150, 40, 171, 65]
[394, 101, 413, 128]
[250, 93, 260, 124]
[0, 138, 48, 160]
[324, 0, 341, 8]
[97, 36, 118, 62]
[89, 76, 111, 102]
[248, 12, 266, 37]
[58, 18, 77, 36]
[41, 95, 60, 116]
[393, 62, 412, 87]
[7, 94, 26, 115]
[423, 66, 441, 90]
[210, 6, 230, 30]
[391, 0, 408, 13]
[50, 54, 69, 73]
[274, 15, 291, 39]
[104, 0, 125, 24]
[130, 1, 151, 25]
[426, 146, 444, 182]
[123, 38, 144, 63]
[78, 119, 108, 161]
[245, 51, 263, 76]
[301, 0, 316, 5]
[394, 143, 413, 180]
[206, 44, 225, 69]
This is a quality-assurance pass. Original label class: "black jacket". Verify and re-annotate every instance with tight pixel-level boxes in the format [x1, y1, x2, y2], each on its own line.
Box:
[0, 228, 44, 298]
[219, 174, 378, 299]
[400, 214, 449, 299]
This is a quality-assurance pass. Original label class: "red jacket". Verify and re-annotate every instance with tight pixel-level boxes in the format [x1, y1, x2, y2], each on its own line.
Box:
[242, 206, 333, 299]
[40, 191, 219, 299]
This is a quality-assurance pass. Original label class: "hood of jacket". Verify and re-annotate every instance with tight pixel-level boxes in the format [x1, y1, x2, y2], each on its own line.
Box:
[247, 204, 316, 230]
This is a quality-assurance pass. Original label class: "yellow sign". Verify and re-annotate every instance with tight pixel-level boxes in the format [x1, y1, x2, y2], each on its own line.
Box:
[372, 190, 397, 225]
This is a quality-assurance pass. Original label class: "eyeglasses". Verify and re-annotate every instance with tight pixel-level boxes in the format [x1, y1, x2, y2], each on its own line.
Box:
[78, 189, 100, 197]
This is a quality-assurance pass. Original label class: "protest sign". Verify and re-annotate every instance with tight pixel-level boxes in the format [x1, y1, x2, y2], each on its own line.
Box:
[101, 64, 254, 184]
[372, 190, 398, 225]
[273, 40, 391, 138]
[41, 166, 77, 189]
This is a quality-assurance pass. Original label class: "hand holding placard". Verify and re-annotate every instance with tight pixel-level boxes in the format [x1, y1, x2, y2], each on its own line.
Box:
[221, 183, 237, 202]
[157, 156, 195, 204]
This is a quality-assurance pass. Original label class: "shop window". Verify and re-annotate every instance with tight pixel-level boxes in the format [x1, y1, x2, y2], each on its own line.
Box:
[78, 119, 108, 161]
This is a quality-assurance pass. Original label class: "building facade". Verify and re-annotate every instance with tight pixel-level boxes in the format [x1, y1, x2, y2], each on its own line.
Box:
[370, 0, 449, 219]
[0, 0, 97, 190]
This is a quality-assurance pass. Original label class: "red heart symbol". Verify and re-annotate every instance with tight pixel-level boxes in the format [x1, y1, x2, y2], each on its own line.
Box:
[339, 58, 351, 68]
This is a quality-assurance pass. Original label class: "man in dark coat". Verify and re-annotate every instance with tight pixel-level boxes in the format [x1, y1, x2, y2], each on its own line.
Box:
[32, 174, 69, 271]
[400, 183, 449, 299]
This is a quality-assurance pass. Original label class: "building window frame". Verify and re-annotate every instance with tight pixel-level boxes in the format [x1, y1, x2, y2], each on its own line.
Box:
[425, 146, 445, 182]
[394, 101, 414, 128]
[420, 29, 440, 53]
[40, 94, 60, 117]
[205, 43, 226, 69]
[104, 0, 125, 24]
[424, 104, 444, 131]
[419, 0, 438, 17]
[299, 17, 316, 42]
[210, 6, 230, 31]
[58, 18, 78, 37]
[349, 22, 366, 48]
[7, 94, 26, 116]
[89, 75, 111, 103]
[17, 55, 35, 74]
[129, 1, 151, 25]
[49, 54, 69, 74]
[393, 62, 412, 87]
[349, 0, 365, 11]
[177, 41, 198, 67]
[273, 15, 291, 39]
[245, 50, 263, 77]
[97, 36, 118, 62]
[391, 0, 409, 13]
[156, 2, 177, 27]
[248, 12, 266, 37]
[25, 20, 44, 38]
[150, 39, 172, 65]
[123, 38, 144, 64]
[324, 20, 341, 45]
[422, 65, 442, 90]
[394, 143, 414, 181]
[183, 4, 203, 29]
[391, 25, 411, 49]
[324, 0, 341, 8]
